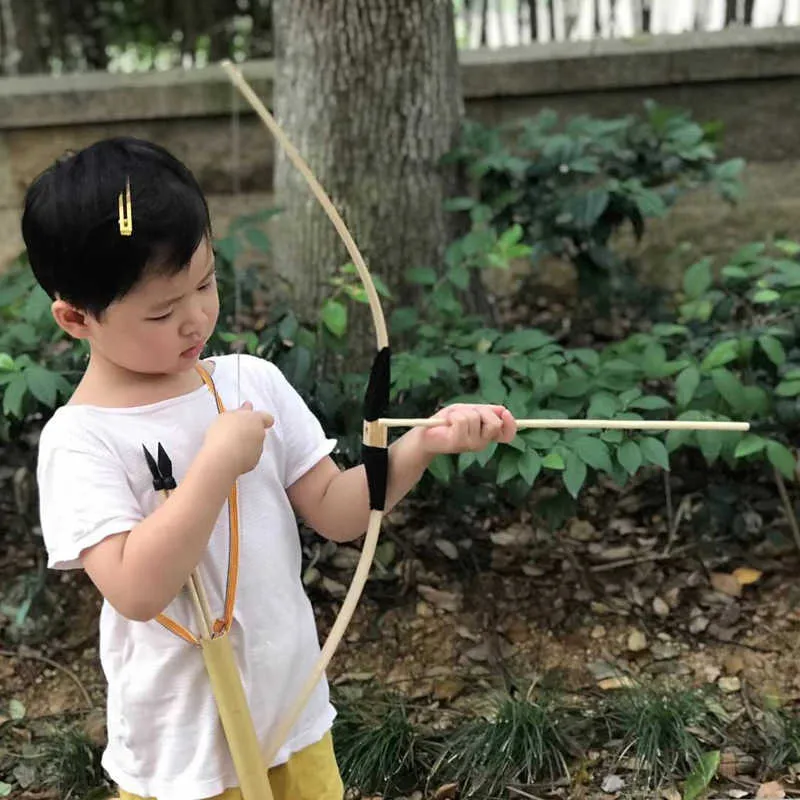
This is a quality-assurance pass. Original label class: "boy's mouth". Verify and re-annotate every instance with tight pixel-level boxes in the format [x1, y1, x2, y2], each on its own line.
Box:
[180, 341, 205, 359]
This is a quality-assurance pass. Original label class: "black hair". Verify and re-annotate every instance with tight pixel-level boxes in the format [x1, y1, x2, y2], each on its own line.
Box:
[21, 136, 212, 316]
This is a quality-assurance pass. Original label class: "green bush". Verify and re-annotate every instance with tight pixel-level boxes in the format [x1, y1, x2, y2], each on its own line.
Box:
[446, 101, 744, 306]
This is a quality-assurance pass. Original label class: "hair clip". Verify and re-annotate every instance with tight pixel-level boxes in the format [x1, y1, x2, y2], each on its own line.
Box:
[118, 178, 133, 236]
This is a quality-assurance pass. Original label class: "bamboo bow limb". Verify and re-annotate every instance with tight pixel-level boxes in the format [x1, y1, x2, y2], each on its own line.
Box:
[221, 58, 391, 767]
[379, 417, 750, 431]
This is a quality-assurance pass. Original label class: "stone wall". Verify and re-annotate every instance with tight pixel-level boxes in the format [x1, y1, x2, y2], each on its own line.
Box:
[1, 26, 799, 279]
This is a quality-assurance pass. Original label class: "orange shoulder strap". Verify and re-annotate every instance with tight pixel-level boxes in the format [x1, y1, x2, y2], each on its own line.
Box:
[154, 362, 241, 645]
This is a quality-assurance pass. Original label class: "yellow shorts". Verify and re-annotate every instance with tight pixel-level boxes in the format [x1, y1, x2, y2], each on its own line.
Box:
[117, 731, 344, 800]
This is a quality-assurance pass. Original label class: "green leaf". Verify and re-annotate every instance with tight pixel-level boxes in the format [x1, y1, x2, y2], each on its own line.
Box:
[320, 299, 347, 338]
[24, 365, 59, 407]
[244, 227, 271, 253]
[573, 437, 613, 472]
[734, 434, 767, 458]
[563, 453, 587, 499]
[2, 373, 27, 418]
[752, 288, 780, 304]
[446, 264, 470, 290]
[683, 258, 713, 299]
[457, 451, 479, 474]
[475, 441, 498, 468]
[475, 354, 506, 403]
[588, 392, 620, 418]
[640, 437, 670, 471]
[701, 340, 739, 371]
[666, 427, 693, 453]
[427, 455, 453, 484]
[628, 395, 671, 411]
[405, 266, 438, 286]
[444, 196, 476, 212]
[542, 452, 565, 471]
[758, 334, 786, 366]
[675, 366, 700, 407]
[775, 379, 800, 397]
[554, 376, 591, 398]
[0, 353, 15, 371]
[523, 430, 560, 450]
[0, 782, 11, 798]
[767, 440, 797, 481]
[683, 750, 720, 800]
[698, 430, 724, 464]
[568, 188, 609, 228]
[617, 441, 642, 476]
[710, 368, 745, 411]
[390, 307, 419, 334]
[497, 450, 520, 484]
[518, 451, 542, 486]
[495, 329, 551, 352]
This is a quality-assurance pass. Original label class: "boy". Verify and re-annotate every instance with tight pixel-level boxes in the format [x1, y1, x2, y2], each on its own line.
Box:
[22, 137, 517, 800]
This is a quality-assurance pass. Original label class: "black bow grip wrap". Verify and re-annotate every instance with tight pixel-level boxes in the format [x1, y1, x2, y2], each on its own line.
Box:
[362, 347, 390, 512]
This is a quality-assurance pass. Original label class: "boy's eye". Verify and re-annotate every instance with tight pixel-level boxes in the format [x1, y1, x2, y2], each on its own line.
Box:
[147, 311, 173, 321]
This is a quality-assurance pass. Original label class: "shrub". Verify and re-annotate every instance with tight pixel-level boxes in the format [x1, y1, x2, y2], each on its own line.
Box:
[446, 101, 744, 308]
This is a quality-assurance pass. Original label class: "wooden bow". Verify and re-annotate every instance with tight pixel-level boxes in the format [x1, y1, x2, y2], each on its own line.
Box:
[220, 58, 750, 771]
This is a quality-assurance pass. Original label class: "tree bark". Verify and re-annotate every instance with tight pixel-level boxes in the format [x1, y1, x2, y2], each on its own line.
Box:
[271, 0, 464, 342]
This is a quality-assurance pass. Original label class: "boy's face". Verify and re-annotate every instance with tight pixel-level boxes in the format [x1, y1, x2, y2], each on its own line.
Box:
[58, 238, 219, 377]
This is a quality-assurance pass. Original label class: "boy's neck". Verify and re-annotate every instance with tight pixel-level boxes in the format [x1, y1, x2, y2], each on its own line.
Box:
[68, 353, 210, 409]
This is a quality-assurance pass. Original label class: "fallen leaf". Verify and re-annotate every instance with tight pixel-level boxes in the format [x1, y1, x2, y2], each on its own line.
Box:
[733, 566, 763, 586]
[627, 629, 648, 652]
[598, 676, 636, 690]
[322, 576, 347, 599]
[435, 539, 459, 560]
[756, 781, 786, 799]
[724, 654, 745, 676]
[689, 615, 710, 634]
[601, 774, 625, 793]
[9, 699, 25, 720]
[659, 788, 681, 800]
[417, 585, 462, 613]
[711, 572, 742, 598]
[432, 785, 459, 800]
[568, 519, 597, 541]
[433, 678, 466, 702]
[653, 597, 670, 617]
[463, 642, 490, 662]
[718, 676, 741, 694]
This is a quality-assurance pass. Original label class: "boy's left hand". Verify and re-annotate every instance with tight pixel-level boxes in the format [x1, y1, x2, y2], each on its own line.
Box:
[418, 404, 517, 455]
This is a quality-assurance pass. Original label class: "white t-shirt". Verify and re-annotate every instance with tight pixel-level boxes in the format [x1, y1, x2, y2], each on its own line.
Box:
[36, 354, 338, 800]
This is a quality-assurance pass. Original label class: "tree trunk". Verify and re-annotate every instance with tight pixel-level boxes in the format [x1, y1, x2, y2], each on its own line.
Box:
[271, 0, 464, 345]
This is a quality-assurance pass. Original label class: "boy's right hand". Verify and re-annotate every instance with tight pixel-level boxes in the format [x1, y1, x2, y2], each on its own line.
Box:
[203, 401, 275, 477]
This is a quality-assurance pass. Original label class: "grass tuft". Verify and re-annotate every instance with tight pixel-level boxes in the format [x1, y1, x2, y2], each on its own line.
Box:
[604, 685, 727, 788]
[429, 691, 580, 799]
[40, 727, 106, 799]
[764, 708, 800, 769]
[332, 688, 430, 796]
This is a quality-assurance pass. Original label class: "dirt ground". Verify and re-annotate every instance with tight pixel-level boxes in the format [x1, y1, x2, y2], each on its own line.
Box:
[2, 457, 800, 799]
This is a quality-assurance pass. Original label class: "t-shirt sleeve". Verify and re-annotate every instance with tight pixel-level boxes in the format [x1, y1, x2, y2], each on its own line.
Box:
[253, 359, 338, 488]
[37, 426, 143, 571]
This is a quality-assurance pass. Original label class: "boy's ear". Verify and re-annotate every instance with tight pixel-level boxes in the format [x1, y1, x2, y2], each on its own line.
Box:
[51, 299, 93, 339]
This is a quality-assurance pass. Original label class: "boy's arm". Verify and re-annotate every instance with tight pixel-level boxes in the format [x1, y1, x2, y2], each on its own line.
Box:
[287, 427, 431, 543]
[79, 403, 273, 622]
[80, 448, 238, 622]
[288, 404, 515, 543]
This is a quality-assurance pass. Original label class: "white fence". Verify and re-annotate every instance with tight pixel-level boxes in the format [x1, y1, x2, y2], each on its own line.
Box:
[455, 0, 800, 47]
